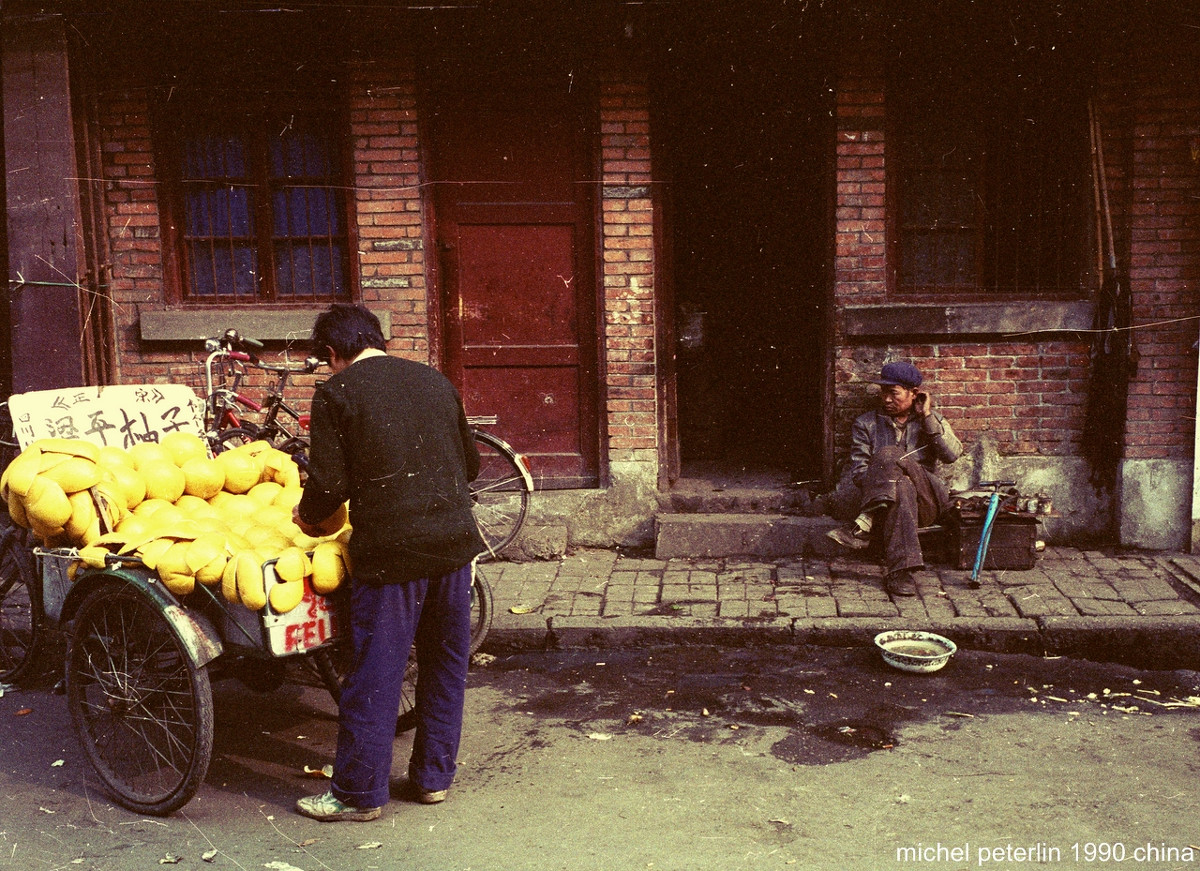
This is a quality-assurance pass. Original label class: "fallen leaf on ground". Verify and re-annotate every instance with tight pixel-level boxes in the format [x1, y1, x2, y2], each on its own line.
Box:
[201, 849, 218, 862]
[509, 605, 538, 614]
[588, 732, 613, 741]
[14, 708, 32, 716]
[357, 842, 383, 850]
[51, 759, 64, 767]
[159, 855, 181, 865]
[303, 764, 333, 778]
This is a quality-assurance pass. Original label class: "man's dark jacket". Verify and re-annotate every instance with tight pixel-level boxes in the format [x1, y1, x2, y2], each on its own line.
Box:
[297, 354, 485, 584]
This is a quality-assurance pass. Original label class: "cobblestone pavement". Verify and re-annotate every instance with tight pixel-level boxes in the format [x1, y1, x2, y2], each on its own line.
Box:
[482, 547, 1200, 669]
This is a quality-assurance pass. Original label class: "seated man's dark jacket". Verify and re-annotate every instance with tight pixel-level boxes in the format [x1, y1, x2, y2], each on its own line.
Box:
[848, 410, 962, 488]
[298, 355, 485, 585]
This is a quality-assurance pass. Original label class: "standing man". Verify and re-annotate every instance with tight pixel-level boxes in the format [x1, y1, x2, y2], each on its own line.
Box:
[827, 361, 962, 597]
[294, 304, 486, 822]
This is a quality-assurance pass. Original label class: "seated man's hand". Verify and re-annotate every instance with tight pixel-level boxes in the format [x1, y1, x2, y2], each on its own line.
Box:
[914, 390, 933, 418]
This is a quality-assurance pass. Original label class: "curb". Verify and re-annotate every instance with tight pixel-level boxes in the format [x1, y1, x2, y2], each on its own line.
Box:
[485, 612, 1200, 671]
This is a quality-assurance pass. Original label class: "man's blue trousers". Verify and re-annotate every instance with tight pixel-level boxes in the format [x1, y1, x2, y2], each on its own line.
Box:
[331, 562, 473, 809]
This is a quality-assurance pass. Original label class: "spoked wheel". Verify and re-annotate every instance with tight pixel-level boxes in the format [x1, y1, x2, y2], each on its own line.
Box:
[66, 584, 214, 816]
[315, 566, 493, 734]
[0, 522, 41, 684]
[470, 431, 531, 559]
[214, 426, 261, 453]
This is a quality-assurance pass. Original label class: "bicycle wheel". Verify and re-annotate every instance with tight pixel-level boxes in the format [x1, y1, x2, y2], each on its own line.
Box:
[66, 583, 214, 816]
[214, 425, 262, 453]
[0, 521, 40, 684]
[470, 431, 531, 559]
[316, 566, 491, 734]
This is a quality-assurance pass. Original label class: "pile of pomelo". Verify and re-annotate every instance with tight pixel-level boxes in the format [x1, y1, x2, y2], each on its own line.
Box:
[0, 432, 350, 614]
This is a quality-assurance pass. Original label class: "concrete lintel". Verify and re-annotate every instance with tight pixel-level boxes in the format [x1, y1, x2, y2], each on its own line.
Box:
[138, 307, 392, 344]
[840, 300, 1094, 338]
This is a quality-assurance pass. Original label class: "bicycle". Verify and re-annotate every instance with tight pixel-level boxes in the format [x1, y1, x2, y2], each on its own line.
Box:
[201, 330, 318, 458]
[0, 405, 42, 684]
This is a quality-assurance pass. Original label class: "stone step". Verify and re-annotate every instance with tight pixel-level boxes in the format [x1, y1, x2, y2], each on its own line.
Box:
[655, 513, 842, 560]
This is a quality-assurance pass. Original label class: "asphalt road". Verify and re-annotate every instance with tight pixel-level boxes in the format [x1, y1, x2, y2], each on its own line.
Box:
[1, 644, 1199, 871]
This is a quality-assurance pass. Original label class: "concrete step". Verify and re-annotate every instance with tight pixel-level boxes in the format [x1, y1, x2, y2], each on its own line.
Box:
[655, 513, 842, 560]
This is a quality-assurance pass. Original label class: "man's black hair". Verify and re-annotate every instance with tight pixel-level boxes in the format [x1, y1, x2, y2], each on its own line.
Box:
[310, 304, 386, 362]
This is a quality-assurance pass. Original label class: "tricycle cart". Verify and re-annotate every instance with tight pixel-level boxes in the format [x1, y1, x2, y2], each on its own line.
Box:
[3, 384, 492, 816]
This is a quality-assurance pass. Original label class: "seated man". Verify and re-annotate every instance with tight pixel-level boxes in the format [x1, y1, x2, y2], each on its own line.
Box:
[827, 361, 962, 597]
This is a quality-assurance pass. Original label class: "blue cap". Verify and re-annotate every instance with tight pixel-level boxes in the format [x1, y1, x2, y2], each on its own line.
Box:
[871, 361, 923, 389]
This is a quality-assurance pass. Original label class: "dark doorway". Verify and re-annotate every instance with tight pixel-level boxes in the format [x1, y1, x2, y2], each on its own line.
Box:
[652, 7, 833, 483]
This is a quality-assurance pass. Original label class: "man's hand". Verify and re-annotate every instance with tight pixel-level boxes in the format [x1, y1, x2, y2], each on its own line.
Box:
[913, 390, 933, 418]
[292, 505, 324, 537]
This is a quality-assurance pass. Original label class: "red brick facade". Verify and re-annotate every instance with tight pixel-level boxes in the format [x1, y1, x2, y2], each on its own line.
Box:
[599, 82, 658, 462]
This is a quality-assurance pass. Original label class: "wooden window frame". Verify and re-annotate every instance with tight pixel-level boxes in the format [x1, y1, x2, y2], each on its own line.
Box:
[157, 95, 357, 306]
[888, 73, 1089, 299]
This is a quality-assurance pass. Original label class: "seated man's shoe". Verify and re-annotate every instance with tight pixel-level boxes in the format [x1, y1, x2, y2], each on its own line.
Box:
[884, 570, 918, 597]
[296, 790, 382, 822]
[826, 526, 870, 550]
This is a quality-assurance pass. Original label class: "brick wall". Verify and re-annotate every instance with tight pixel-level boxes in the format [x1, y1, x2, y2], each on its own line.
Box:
[96, 91, 167, 386]
[348, 59, 432, 363]
[1123, 81, 1200, 462]
[831, 70, 1095, 476]
[599, 81, 657, 464]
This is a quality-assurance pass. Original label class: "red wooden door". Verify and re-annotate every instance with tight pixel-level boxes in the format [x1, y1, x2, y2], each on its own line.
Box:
[429, 92, 598, 489]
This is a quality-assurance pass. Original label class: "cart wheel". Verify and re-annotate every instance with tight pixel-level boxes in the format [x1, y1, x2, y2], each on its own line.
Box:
[66, 584, 214, 816]
[0, 522, 41, 684]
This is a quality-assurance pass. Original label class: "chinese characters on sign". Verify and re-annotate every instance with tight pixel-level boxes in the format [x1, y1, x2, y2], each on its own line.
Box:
[7, 384, 206, 450]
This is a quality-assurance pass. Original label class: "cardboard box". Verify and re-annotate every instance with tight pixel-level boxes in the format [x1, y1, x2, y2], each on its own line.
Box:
[949, 512, 1040, 570]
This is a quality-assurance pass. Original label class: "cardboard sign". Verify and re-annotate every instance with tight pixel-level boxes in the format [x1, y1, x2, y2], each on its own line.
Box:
[260, 562, 341, 656]
[7, 384, 205, 450]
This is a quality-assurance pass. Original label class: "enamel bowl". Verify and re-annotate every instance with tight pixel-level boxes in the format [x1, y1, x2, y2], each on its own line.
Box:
[874, 630, 957, 673]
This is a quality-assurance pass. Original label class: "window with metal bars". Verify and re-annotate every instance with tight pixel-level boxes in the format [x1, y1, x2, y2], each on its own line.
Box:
[162, 107, 352, 304]
[892, 69, 1089, 295]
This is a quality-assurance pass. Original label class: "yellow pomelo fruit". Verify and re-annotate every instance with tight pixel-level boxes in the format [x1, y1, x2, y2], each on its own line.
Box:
[64, 490, 99, 542]
[273, 486, 304, 510]
[156, 540, 193, 577]
[40, 456, 101, 494]
[37, 451, 71, 474]
[274, 546, 311, 583]
[221, 555, 241, 604]
[108, 463, 147, 510]
[115, 512, 151, 539]
[25, 476, 73, 530]
[35, 438, 100, 462]
[218, 493, 261, 527]
[98, 445, 134, 469]
[208, 490, 237, 511]
[133, 497, 175, 517]
[248, 481, 284, 506]
[136, 537, 174, 570]
[78, 544, 112, 569]
[6, 488, 29, 529]
[235, 551, 267, 610]
[143, 503, 189, 532]
[182, 456, 225, 499]
[217, 450, 261, 494]
[162, 571, 196, 596]
[195, 555, 227, 587]
[186, 533, 228, 574]
[258, 504, 292, 530]
[127, 441, 171, 471]
[140, 460, 186, 503]
[311, 540, 349, 594]
[174, 493, 215, 518]
[268, 577, 306, 614]
[161, 431, 208, 467]
[3, 445, 43, 499]
[236, 440, 273, 457]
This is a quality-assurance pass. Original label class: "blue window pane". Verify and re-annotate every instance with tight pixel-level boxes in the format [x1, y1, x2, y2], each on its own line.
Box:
[187, 242, 216, 296]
